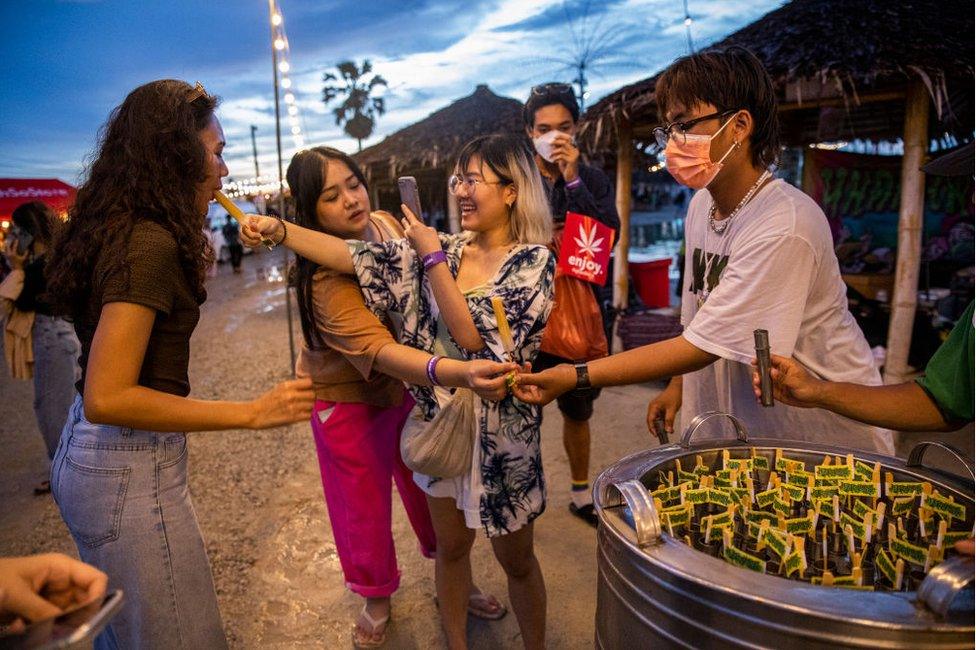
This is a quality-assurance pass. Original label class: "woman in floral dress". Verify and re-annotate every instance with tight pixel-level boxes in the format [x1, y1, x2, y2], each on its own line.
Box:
[244, 134, 555, 649]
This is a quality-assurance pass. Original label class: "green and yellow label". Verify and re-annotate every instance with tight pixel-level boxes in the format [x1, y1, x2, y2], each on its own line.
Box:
[723, 544, 766, 573]
[839, 481, 879, 498]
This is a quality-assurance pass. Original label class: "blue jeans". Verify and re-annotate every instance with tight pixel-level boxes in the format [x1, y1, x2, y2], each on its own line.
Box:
[51, 396, 227, 650]
[32, 314, 80, 459]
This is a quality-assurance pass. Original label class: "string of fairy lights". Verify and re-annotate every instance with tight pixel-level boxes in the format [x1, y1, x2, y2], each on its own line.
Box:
[223, 1, 304, 199]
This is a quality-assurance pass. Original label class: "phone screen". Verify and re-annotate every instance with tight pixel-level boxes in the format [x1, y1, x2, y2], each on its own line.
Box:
[0, 591, 124, 650]
[397, 176, 423, 223]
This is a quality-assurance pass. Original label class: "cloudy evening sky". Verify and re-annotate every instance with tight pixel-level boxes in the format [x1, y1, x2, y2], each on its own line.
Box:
[0, 0, 783, 184]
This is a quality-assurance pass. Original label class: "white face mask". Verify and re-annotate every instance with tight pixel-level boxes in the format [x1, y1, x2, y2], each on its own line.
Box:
[532, 130, 564, 163]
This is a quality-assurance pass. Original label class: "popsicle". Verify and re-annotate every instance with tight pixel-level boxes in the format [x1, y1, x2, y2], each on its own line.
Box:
[214, 190, 246, 223]
[490, 296, 518, 389]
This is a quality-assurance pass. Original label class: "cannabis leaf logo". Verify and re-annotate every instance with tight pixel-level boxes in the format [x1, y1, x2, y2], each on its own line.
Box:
[572, 222, 604, 257]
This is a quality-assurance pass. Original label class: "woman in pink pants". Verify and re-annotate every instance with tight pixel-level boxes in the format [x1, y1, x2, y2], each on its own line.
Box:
[289, 147, 512, 647]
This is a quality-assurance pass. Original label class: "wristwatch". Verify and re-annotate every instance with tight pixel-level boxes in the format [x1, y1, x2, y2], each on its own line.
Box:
[573, 362, 591, 390]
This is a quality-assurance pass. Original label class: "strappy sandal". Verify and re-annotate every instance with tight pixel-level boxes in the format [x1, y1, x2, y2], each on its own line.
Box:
[467, 589, 507, 620]
[352, 605, 389, 648]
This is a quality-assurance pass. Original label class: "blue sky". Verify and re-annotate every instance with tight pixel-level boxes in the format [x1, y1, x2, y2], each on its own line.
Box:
[0, 0, 783, 184]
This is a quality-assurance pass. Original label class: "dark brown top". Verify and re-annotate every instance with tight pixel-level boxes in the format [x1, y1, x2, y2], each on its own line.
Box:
[75, 221, 201, 397]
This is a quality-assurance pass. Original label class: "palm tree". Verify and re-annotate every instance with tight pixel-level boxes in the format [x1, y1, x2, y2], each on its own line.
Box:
[321, 59, 388, 151]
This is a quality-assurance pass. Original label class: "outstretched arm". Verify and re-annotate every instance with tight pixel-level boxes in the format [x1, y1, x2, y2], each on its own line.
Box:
[400, 205, 484, 352]
[513, 334, 716, 405]
[752, 354, 950, 431]
[243, 215, 354, 274]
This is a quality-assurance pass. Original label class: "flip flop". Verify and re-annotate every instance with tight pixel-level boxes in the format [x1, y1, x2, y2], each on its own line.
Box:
[569, 502, 599, 528]
[467, 590, 507, 621]
[352, 605, 389, 649]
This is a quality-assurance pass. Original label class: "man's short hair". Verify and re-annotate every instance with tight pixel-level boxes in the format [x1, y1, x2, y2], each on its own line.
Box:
[524, 82, 580, 127]
[655, 46, 780, 169]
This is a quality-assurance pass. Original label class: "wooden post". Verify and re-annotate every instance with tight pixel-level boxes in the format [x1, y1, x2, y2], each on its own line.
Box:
[884, 79, 930, 383]
[611, 115, 633, 353]
[447, 172, 461, 233]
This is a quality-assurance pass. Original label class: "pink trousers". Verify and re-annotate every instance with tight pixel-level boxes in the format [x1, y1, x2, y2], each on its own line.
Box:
[310, 394, 437, 598]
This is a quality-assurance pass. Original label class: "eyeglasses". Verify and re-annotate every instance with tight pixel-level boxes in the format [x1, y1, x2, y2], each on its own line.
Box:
[652, 110, 737, 150]
[530, 82, 575, 98]
[448, 174, 506, 195]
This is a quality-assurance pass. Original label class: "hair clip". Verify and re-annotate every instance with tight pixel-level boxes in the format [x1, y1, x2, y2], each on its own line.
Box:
[186, 81, 207, 103]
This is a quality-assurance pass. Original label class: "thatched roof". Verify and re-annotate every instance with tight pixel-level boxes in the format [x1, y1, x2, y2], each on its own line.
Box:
[353, 85, 524, 175]
[580, 0, 974, 150]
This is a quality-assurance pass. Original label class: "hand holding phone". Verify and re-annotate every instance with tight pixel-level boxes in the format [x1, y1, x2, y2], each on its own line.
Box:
[397, 176, 423, 224]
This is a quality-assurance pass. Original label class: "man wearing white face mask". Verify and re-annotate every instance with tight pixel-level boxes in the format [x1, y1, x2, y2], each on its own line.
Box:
[524, 83, 620, 527]
[513, 48, 892, 456]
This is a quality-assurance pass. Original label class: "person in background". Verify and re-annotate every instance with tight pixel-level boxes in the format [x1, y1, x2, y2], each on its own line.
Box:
[514, 47, 892, 456]
[287, 146, 512, 647]
[524, 82, 620, 527]
[0, 553, 108, 631]
[1, 201, 80, 495]
[44, 79, 314, 649]
[222, 214, 244, 273]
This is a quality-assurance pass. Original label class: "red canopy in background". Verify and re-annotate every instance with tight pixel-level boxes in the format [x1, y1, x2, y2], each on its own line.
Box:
[0, 178, 77, 226]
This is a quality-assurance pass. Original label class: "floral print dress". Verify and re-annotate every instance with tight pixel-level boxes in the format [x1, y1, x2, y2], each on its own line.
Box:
[347, 233, 555, 537]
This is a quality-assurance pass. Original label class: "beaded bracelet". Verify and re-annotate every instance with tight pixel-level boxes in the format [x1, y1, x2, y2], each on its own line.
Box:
[426, 355, 444, 386]
[422, 250, 448, 272]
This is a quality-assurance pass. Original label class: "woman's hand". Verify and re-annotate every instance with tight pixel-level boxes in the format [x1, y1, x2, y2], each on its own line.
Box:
[751, 354, 824, 408]
[400, 204, 442, 257]
[0, 553, 108, 624]
[247, 377, 316, 429]
[2, 238, 28, 270]
[510, 363, 576, 405]
[646, 376, 682, 443]
[463, 359, 519, 401]
[241, 215, 282, 248]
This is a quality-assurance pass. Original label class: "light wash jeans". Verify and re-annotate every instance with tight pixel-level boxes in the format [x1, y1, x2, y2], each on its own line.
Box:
[51, 396, 227, 650]
[32, 314, 80, 458]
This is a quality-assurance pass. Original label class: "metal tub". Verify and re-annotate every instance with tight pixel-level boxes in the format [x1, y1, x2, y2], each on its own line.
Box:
[594, 412, 975, 649]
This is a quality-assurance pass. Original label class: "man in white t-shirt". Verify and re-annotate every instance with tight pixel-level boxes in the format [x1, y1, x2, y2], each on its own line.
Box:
[514, 46, 892, 454]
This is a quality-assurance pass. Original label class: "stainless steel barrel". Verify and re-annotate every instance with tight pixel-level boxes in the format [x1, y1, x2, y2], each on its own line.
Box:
[594, 412, 975, 649]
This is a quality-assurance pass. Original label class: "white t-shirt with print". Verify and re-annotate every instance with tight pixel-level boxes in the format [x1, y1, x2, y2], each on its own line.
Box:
[678, 178, 894, 455]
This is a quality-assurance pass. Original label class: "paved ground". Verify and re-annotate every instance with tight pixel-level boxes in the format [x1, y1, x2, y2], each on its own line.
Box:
[1, 249, 971, 649]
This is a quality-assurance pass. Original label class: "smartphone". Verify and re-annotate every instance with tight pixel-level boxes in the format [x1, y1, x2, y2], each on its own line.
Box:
[397, 176, 423, 222]
[10, 226, 33, 255]
[0, 590, 124, 650]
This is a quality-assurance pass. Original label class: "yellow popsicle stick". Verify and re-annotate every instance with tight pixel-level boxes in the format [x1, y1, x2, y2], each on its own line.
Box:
[491, 296, 515, 355]
[214, 190, 246, 224]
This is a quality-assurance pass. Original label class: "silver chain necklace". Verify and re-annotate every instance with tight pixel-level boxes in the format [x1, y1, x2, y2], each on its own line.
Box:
[708, 170, 772, 235]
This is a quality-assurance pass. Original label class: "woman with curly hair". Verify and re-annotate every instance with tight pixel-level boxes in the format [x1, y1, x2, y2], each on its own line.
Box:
[45, 79, 314, 649]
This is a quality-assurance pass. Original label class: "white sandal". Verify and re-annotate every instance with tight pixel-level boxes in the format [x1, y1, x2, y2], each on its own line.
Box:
[352, 605, 390, 649]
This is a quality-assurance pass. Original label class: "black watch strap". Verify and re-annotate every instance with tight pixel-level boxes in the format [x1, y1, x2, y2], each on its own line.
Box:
[574, 362, 591, 390]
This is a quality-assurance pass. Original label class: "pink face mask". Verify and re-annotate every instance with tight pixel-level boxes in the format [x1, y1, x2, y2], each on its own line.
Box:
[664, 115, 738, 189]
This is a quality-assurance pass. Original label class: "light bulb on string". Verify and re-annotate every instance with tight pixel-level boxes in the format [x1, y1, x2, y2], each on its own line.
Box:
[291, 125, 301, 135]
[281, 78, 292, 89]
[271, 13, 282, 26]
[278, 61, 290, 73]
[684, 16, 692, 26]
[274, 38, 285, 50]
[288, 105, 298, 116]
[284, 93, 295, 103]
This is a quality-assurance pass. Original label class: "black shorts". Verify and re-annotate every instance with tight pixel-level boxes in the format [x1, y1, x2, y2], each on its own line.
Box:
[532, 351, 602, 421]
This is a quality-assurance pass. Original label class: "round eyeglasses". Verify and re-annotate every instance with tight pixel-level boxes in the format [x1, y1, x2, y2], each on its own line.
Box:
[652, 110, 737, 150]
[448, 174, 506, 195]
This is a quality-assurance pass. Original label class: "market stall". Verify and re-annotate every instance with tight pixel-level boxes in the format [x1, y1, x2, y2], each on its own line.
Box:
[577, 0, 974, 380]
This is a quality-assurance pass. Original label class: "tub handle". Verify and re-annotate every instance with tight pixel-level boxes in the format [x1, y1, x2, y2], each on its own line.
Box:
[917, 555, 975, 621]
[611, 479, 661, 547]
[680, 411, 750, 449]
[906, 441, 974, 480]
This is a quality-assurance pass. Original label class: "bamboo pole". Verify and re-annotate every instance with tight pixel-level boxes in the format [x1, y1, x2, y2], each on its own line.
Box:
[611, 115, 633, 353]
[884, 79, 930, 383]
